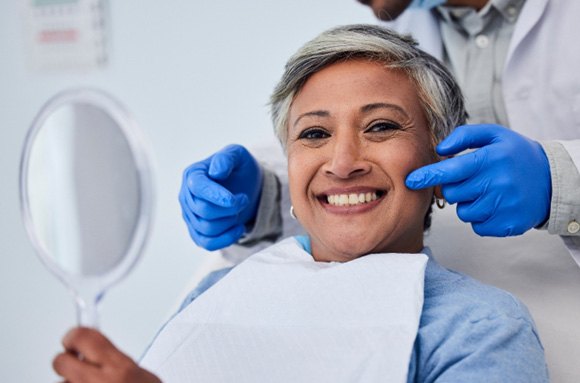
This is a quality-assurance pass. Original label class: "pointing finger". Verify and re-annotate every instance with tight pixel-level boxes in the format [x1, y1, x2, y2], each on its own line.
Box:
[406, 149, 487, 190]
[208, 145, 247, 180]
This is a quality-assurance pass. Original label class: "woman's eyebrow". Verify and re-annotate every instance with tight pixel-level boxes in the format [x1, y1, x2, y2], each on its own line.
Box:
[293, 110, 330, 127]
[360, 103, 410, 119]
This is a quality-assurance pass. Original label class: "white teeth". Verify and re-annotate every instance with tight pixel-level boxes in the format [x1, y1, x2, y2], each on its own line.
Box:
[348, 194, 358, 204]
[326, 192, 380, 206]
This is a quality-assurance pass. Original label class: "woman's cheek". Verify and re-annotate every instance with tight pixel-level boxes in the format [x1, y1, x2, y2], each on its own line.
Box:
[287, 153, 306, 209]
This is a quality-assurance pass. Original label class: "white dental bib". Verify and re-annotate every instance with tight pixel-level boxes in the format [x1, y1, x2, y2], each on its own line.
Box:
[141, 238, 427, 383]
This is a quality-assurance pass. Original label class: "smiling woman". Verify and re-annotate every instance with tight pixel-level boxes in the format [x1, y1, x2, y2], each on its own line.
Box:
[271, 25, 465, 262]
[53, 25, 549, 383]
[286, 61, 437, 262]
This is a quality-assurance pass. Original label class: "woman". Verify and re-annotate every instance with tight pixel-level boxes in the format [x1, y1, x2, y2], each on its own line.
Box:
[53, 25, 548, 382]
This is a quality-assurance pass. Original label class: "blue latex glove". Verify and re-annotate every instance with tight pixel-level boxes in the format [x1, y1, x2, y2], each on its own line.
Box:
[406, 124, 552, 237]
[179, 144, 263, 251]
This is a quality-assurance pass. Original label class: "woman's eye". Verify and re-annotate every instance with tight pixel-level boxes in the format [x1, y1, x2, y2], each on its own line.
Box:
[366, 121, 401, 133]
[298, 128, 330, 140]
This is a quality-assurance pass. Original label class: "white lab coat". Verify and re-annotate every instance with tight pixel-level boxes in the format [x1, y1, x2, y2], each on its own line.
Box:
[393, 1, 580, 143]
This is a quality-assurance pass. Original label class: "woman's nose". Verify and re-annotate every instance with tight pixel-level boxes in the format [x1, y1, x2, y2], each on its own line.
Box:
[323, 136, 371, 179]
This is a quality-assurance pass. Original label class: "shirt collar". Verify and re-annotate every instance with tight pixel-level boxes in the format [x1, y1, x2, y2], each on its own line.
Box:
[435, 0, 525, 36]
[493, 0, 525, 22]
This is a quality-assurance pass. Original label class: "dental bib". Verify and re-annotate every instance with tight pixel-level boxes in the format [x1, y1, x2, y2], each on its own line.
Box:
[141, 238, 427, 383]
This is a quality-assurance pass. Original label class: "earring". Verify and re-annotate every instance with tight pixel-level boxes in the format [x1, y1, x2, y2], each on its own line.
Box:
[290, 206, 297, 220]
[435, 198, 446, 209]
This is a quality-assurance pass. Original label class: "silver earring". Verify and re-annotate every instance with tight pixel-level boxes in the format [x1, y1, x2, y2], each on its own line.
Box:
[290, 206, 297, 220]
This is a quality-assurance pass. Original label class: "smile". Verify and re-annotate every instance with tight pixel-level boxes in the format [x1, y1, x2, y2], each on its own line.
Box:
[324, 190, 385, 207]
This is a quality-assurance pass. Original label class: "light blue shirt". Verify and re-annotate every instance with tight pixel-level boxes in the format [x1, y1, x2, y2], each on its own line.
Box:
[178, 236, 548, 382]
[436, 0, 525, 126]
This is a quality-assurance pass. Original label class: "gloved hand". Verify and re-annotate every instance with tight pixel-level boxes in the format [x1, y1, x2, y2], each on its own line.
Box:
[405, 124, 552, 237]
[179, 144, 263, 250]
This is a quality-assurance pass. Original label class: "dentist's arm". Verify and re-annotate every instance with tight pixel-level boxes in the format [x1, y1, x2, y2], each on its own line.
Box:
[406, 124, 552, 237]
[53, 327, 162, 383]
[541, 140, 580, 236]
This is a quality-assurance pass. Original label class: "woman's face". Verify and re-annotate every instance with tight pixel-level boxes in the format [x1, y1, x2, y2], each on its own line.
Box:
[287, 60, 435, 262]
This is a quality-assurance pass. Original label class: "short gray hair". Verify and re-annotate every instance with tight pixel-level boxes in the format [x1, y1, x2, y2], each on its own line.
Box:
[270, 24, 467, 152]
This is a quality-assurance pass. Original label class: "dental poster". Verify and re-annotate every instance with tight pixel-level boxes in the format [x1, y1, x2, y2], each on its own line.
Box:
[22, 0, 108, 71]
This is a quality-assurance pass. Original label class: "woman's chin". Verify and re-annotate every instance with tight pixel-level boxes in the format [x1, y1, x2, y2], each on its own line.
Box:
[313, 236, 385, 263]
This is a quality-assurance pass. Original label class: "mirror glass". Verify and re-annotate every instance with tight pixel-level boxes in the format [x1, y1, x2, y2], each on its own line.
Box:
[20, 88, 153, 327]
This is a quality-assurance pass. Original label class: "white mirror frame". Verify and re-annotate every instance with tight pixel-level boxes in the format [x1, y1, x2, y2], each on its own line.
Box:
[19, 88, 154, 326]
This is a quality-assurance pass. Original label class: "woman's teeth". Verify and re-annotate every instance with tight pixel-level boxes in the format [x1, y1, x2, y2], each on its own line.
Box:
[327, 192, 378, 206]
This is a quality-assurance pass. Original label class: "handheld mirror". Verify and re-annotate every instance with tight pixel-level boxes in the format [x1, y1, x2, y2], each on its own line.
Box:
[19, 88, 153, 327]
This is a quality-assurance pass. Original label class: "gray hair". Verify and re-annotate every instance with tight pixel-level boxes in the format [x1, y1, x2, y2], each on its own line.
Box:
[270, 24, 467, 152]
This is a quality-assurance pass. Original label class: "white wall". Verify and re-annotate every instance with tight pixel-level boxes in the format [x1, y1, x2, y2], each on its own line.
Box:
[0, 1, 374, 381]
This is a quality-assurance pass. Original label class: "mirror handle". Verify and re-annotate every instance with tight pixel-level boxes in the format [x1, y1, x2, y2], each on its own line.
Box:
[74, 291, 102, 328]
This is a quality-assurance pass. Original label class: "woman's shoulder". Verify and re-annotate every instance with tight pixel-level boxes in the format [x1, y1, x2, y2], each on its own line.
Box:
[411, 257, 548, 383]
[423, 256, 533, 323]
